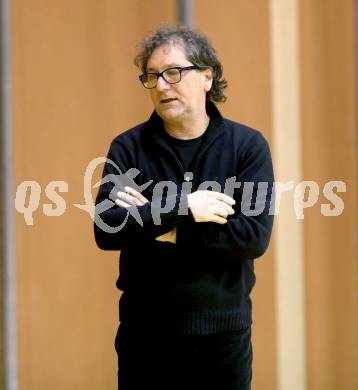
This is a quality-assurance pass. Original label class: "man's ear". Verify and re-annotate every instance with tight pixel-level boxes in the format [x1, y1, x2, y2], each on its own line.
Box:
[202, 68, 213, 92]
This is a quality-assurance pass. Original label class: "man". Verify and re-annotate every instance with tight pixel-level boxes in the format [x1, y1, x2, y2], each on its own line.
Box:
[94, 25, 274, 390]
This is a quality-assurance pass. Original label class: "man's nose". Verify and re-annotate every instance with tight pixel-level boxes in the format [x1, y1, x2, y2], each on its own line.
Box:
[155, 75, 170, 91]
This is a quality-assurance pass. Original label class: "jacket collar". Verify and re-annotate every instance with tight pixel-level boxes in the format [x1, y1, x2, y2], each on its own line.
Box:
[145, 101, 226, 146]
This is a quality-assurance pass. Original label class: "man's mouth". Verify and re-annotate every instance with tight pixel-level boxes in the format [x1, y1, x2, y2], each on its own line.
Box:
[160, 98, 177, 104]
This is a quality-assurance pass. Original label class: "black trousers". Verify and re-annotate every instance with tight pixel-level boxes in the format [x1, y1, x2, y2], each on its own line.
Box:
[115, 324, 252, 390]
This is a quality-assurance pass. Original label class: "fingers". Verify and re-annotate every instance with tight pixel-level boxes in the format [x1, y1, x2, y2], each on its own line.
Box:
[124, 186, 149, 204]
[209, 215, 228, 224]
[201, 191, 236, 216]
[206, 190, 236, 206]
[155, 227, 177, 243]
[115, 198, 131, 208]
[211, 201, 235, 217]
[188, 190, 236, 224]
[115, 186, 149, 208]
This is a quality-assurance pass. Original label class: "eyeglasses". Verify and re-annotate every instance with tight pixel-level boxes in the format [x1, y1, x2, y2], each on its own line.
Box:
[139, 65, 199, 89]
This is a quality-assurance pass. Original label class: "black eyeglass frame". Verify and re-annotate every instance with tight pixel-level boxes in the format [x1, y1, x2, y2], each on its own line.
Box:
[139, 65, 200, 89]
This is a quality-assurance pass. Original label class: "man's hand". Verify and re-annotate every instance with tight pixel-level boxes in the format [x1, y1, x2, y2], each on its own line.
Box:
[187, 190, 235, 224]
[115, 186, 149, 207]
[155, 227, 177, 244]
[115, 186, 177, 244]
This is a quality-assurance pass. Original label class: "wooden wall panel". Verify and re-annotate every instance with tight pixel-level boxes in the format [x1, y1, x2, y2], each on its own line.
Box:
[300, 1, 358, 389]
[12, 1, 175, 389]
[194, 2, 277, 390]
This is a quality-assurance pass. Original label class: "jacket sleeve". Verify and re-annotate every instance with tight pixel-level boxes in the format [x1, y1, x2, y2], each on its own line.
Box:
[94, 139, 190, 251]
[194, 133, 275, 260]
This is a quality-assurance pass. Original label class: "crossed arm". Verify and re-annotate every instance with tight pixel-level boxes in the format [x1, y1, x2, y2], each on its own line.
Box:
[116, 186, 236, 243]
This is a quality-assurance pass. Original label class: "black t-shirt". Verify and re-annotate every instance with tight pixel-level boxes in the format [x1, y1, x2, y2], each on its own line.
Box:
[164, 132, 205, 172]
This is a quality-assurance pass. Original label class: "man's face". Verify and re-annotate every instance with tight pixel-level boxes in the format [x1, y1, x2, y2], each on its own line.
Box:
[146, 44, 212, 125]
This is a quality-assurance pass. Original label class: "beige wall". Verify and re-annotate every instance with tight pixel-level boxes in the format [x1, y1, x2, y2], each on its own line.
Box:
[9, 0, 358, 389]
[12, 1, 176, 389]
[300, 1, 358, 389]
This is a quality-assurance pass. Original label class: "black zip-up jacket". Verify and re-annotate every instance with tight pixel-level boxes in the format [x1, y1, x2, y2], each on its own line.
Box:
[94, 102, 275, 335]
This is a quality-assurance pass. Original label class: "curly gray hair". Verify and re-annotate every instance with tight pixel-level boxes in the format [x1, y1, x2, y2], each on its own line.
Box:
[134, 25, 228, 103]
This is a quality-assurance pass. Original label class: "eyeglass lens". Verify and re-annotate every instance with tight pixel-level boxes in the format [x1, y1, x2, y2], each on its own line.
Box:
[143, 68, 181, 88]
